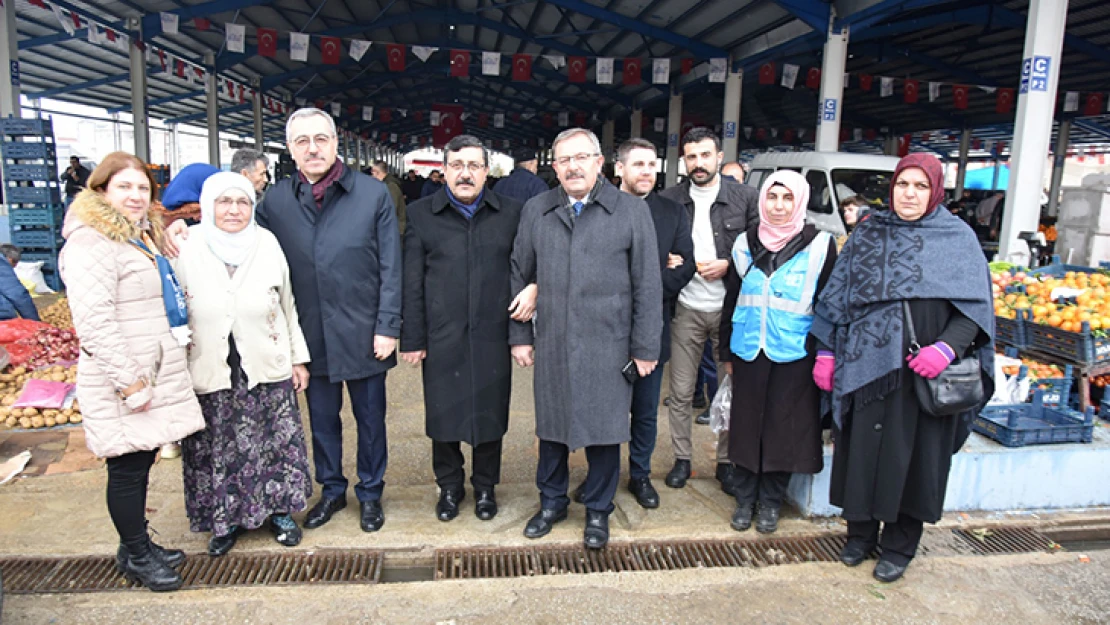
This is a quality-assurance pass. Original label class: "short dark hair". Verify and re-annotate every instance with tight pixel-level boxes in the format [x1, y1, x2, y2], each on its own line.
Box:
[839, 195, 866, 209]
[442, 134, 489, 167]
[230, 148, 267, 174]
[0, 244, 20, 264]
[371, 160, 389, 174]
[680, 127, 721, 154]
[70, 155, 80, 161]
[616, 138, 658, 164]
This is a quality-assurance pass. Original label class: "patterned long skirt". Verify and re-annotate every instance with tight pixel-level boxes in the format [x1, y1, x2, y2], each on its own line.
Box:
[182, 376, 313, 536]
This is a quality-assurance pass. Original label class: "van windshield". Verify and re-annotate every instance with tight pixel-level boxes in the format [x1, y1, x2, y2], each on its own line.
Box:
[831, 169, 895, 208]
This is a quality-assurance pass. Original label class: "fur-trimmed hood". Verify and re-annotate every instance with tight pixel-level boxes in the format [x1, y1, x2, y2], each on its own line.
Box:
[63, 188, 165, 248]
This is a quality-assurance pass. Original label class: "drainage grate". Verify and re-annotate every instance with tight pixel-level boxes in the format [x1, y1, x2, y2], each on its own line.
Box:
[0, 549, 382, 595]
[434, 526, 1059, 581]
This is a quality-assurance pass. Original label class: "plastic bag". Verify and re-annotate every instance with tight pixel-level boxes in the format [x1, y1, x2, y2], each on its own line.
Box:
[0, 319, 52, 344]
[13, 379, 75, 409]
[709, 373, 731, 435]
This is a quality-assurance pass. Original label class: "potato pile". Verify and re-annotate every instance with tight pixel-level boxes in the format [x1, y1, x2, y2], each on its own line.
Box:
[40, 297, 73, 330]
[0, 365, 83, 430]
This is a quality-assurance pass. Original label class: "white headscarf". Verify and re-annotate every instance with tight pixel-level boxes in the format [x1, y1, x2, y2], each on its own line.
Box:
[199, 172, 258, 266]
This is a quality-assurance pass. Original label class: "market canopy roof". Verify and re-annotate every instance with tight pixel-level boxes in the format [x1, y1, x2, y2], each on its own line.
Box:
[10, 0, 1110, 151]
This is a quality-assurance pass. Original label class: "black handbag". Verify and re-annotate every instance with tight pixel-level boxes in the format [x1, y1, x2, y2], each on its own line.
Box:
[903, 301, 984, 416]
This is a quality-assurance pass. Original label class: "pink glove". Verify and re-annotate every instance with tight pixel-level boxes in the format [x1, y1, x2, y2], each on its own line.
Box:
[813, 350, 835, 392]
[907, 341, 955, 379]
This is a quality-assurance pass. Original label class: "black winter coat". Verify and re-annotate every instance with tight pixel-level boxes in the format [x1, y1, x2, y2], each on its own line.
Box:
[495, 167, 550, 205]
[256, 165, 402, 382]
[645, 192, 695, 364]
[659, 176, 761, 260]
[400, 189, 524, 445]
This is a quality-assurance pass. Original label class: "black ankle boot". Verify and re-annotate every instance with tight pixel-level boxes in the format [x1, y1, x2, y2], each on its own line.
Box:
[118, 538, 183, 592]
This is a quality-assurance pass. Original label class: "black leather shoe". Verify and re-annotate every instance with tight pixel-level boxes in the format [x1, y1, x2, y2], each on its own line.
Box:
[695, 410, 710, 425]
[117, 541, 185, 571]
[583, 510, 610, 550]
[303, 496, 347, 529]
[118, 539, 183, 592]
[207, 526, 247, 557]
[730, 504, 754, 531]
[715, 463, 738, 496]
[627, 477, 660, 509]
[756, 505, 780, 534]
[873, 558, 908, 583]
[523, 507, 568, 539]
[436, 489, 465, 522]
[665, 459, 691, 488]
[360, 500, 385, 532]
[269, 514, 302, 547]
[839, 542, 873, 567]
[692, 394, 708, 410]
[571, 481, 585, 504]
[474, 489, 498, 521]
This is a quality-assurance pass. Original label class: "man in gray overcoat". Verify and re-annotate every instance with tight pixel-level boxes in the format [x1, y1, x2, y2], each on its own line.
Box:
[510, 128, 663, 550]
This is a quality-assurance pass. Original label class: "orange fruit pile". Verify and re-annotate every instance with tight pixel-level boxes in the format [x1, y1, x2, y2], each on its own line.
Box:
[993, 269, 1110, 334]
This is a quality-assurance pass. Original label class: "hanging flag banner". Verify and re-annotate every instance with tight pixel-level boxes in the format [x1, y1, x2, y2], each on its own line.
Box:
[482, 51, 500, 75]
[412, 46, 437, 62]
[596, 57, 614, 84]
[321, 36, 341, 64]
[363, 106, 374, 121]
[1083, 93, 1105, 117]
[996, 88, 1015, 114]
[929, 82, 940, 102]
[952, 84, 969, 109]
[432, 103, 464, 148]
[512, 54, 532, 81]
[160, 12, 178, 35]
[494, 113, 504, 128]
[854, 128, 863, 141]
[709, 58, 727, 83]
[743, 126, 753, 139]
[225, 23, 245, 53]
[759, 62, 775, 85]
[430, 110, 441, 126]
[87, 22, 101, 45]
[257, 28, 278, 57]
[568, 56, 587, 83]
[349, 39, 370, 61]
[289, 32, 309, 62]
[654, 118, 665, 132]
[450, 50, 470, 77]
[386, 43, 405, 71]
[781, 64, 799, 89]
[805, 67, 821, 90]
[557, 111, 568, 127]
[652, 58, 670, 84]
[880, 77, 893, 97]
[623, 58, 642, 85]
[1064, 91, 1079, 112]
[903, 79, 919, 103]
[858, 74, 873, 91]
[330, 102, 340, 117]
[391, 133, 398, 143]
[543, 55, 565, 69]
[53, 5, 75, 35]
[681, 58, 694, 75]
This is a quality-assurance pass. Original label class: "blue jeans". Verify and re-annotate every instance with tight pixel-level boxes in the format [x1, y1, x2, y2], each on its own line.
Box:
[304, 373, 388, 502]
[629, 366, 665, 479]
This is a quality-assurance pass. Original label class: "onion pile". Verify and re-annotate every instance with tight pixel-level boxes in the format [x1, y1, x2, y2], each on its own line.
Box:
[15, 327, 80, 370]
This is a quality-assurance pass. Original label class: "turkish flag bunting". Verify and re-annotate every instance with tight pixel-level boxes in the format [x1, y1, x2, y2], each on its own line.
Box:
[314, 99, 325, 110]
[859, 74, 873, 91]
[512, 112, 521, 123]
[381, 108, 391, 123]
[783, 128, 795, 143]
[381, 132, 389, 142]
[321, 37, 341, 64]
[898, 134, 912, 157]
[543, 113, 553, 128]
[257, 28, 277, 57]
[575, 111, 587, 126]
[623, 58, 642, 85]
[413, 110, 423, 123]
[805, 67, 821, 90]
[194, 17, 210, 31]
[996, 88, 1015, 114]
[105, 29, 117, 42]
[568, 56, 587, 83]
[450, 50, 470, 77]
[478, 113, 488, 128]
[758, 63, 775, 85]
[28, 0, 47, 8]
[681, 58, 694, 75]
[754, 128, 767, 141]
[864, 128, 877, 141]
[512, 54, 532, 81]
[175, 59, 185, 78]
[1083, 93, 1105, 116]
[953, 84, 969, 109]
[433, 103, 465, 148]
[71, 11, 81, 30]
[347, 104, 358, 116]
[386, 43, 406, 71]
[239, 84, 246, 104]
[904, 79, 919, 103]
[839, 128, 850, 142]
[972, 138, 982, 150]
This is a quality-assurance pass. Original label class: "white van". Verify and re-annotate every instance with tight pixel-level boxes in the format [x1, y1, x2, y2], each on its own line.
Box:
[746, 152, 901, 236]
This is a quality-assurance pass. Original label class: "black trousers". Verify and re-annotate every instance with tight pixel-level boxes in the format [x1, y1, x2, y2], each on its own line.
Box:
[537, 440, 619, 514]
[732, 465, 791, 508]
[105, 450, 157, 549]
[432, 439, 503, 491]
[847, 514, 925, 567]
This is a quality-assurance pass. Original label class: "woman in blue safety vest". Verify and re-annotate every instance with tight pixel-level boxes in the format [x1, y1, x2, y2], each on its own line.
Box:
[718, 170, 837, 536]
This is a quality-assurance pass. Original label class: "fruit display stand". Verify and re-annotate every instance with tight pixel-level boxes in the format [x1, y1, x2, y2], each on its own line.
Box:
[1, 116, 65, 291]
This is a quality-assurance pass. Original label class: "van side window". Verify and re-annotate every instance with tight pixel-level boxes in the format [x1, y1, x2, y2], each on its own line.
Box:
[747, 168, 772, 188]
[805, 170, 833, 214]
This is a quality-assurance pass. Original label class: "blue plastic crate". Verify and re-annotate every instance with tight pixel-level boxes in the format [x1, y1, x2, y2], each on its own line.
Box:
[1031, 256, 1103, 277]
[974, 391, 1095, 448]
[0, 118, 53, 136]
[3, 164, 57, 181]
[5, 186, 61, 204]
[9, 205, 64, 227]
[20, 250, 57, 272]
[43, 272, 62, 292]
[1, 142, 56, 160]
[1028, 366, 1074, 407]
[10, 228, 62, 249]
[995, 309, 1029, 349]
[1026, 320, 1110, 366]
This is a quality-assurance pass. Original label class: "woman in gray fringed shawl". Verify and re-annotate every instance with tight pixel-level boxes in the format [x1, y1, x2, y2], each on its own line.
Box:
[810, 153, 995, 584]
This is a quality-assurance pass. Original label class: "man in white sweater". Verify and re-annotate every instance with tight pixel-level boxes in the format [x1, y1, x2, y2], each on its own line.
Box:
[659, 128, 760, 495]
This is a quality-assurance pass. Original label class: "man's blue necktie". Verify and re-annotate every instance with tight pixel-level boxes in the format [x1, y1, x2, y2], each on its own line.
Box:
[573, 201, 584, 216]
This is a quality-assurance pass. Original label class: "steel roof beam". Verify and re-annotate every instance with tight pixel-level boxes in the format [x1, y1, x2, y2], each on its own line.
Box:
[542, 0, 725, 58]
[770, 0, 831, 32]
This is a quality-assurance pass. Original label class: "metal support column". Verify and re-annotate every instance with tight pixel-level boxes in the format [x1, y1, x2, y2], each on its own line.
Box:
[955, 129, 972, 198]
[253, 78, 263, 150]
[1000, 0, 1069, 259]
[630, 108, 642, 139]
[815, 24, 849, 152]
[721, 63, 742, 162]
[0, 0, 20, 119]
[205, 52, 220, 166]
[129, 18, 150, 161]
[602, 119, 615, 160]
[665, 91, 682, 188]
[170, 123, 180, 173]
[1047, 119, 1070, 216]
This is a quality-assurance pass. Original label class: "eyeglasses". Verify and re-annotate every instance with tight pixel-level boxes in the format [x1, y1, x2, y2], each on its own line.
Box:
[215, 197, 254, 209]
[291, 134, 335, 150]
[554, 152, 599, 167]
[446, 161, 487, 173]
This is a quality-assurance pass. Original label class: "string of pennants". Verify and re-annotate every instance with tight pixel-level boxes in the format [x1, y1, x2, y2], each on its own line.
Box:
[756, 62, 1110, 116]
